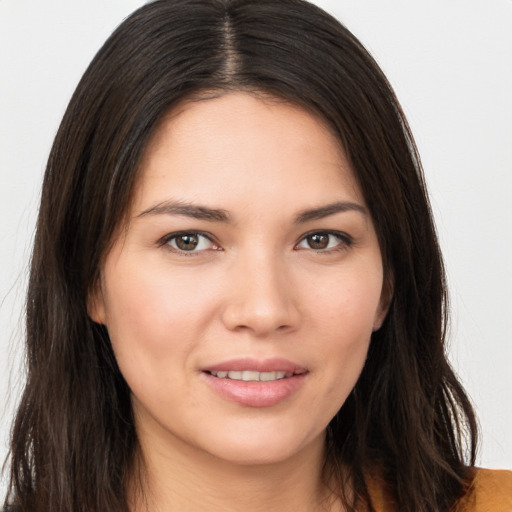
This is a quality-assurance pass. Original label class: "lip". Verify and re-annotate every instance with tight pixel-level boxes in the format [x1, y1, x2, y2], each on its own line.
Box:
[202, 357, 307, 374]
[201, 357, 308, 408]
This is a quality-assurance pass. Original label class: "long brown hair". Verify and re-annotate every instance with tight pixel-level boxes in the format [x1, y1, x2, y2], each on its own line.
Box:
[4, 1, 477, 511]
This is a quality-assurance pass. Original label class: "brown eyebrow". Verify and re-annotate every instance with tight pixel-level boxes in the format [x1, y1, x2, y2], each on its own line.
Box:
[137, 199, 366, 224]
[137, 200, 230, 222]
[294, 201, 367, 223]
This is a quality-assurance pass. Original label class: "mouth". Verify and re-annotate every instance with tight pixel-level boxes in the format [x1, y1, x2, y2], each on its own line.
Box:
[201, 358, 308, 407]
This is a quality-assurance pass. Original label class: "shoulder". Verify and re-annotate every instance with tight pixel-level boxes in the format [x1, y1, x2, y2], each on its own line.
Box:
[456, 468, 512, 512]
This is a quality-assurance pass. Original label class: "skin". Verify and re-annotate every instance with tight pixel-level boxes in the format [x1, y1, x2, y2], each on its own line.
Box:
[89, 92, 390, 512]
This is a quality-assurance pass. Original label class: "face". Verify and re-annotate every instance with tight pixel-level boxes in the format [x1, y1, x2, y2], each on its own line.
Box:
[89, 92, 389, 467]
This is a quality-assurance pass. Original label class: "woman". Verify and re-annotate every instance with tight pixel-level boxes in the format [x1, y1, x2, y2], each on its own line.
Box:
[3, 0, 511, 511]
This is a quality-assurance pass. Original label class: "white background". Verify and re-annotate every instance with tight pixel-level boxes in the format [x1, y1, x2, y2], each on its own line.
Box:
[1, 0, 511, 496]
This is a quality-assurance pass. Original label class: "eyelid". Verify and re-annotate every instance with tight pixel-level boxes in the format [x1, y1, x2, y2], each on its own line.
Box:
[295, 230, 353, 252]
[157, 229, 353, 255]
[158, 231, 220, 254]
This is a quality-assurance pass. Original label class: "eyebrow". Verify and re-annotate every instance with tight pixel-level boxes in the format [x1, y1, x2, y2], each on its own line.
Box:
[137, 200, 230, 222]
[294, 201, 367, 223]
[137, 199, 366, 223]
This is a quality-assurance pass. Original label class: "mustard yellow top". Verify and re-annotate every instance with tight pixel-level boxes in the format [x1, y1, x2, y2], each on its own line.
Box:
[455, 469, 512, 512]
[368, 468, 512, 511]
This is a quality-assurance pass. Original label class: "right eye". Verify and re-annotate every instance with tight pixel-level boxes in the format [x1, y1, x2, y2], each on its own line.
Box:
[162, 232, 218, 253]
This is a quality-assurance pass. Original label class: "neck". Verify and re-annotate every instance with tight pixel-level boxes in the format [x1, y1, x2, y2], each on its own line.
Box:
[128, 418, 342, 512]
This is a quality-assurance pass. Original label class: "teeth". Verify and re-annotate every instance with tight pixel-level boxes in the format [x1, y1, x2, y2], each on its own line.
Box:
[242, 370, 260, 381]
[210, 370, 296, 381]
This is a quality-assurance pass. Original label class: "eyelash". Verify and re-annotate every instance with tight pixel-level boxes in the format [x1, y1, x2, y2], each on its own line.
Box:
[296, 230, 353, 253]
[158, 230, 353, 255]
[158, 231, 220, 256]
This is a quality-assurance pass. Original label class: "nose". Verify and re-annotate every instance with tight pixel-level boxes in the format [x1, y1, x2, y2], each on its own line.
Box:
[220, 251, 300, 337]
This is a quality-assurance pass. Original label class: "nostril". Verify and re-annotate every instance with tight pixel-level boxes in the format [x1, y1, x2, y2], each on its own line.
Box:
[221, 305, 298, 336]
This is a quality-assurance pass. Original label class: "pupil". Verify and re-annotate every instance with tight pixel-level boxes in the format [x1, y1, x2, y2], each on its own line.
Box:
[176, 234, 198, 250]
[309, 233, 328, 249]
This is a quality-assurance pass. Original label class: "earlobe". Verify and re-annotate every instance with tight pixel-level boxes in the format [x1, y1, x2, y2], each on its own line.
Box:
[87, 278, 107, 325]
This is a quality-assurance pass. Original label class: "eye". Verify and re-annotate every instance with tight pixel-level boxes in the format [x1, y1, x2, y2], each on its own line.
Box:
[162, 232, 218, 253]
[296, 231, 351, 251]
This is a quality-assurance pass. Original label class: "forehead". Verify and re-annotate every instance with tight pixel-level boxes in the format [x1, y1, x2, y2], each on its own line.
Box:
[133, 92, 363, 214]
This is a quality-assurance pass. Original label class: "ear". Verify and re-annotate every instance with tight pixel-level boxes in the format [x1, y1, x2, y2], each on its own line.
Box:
[373, 274, 394, 331]
[87, 278, 107, 325]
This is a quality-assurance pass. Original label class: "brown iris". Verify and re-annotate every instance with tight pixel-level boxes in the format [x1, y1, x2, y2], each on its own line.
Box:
[306, 233, 330, 250]
[175, 234, 199, 251]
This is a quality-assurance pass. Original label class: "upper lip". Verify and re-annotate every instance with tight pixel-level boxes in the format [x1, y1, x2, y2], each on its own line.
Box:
[202, 357, 308, 374]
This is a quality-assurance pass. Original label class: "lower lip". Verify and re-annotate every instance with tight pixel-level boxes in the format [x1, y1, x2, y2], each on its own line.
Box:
[202, 372, 307, 407]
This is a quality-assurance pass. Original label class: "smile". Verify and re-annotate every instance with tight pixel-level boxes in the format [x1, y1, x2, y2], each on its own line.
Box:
[202, 360, 308, 407]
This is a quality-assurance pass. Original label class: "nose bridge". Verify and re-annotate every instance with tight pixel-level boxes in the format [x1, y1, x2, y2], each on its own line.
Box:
[221, 244, 298, 335]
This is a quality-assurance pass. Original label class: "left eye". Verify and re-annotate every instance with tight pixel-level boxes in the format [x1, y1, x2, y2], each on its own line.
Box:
[165, 232, 215, 252]
[296, 232, 349, 251]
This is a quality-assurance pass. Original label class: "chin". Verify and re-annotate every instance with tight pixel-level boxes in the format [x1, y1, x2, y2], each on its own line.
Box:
[197, 425, 325, 467]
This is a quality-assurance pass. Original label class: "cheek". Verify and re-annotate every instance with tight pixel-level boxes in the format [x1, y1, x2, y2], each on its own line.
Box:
[304, 265, 382, 401]
[104, 256, 218, 332]
[307, 263, 383, 335]
[100, 261, 219, 387]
